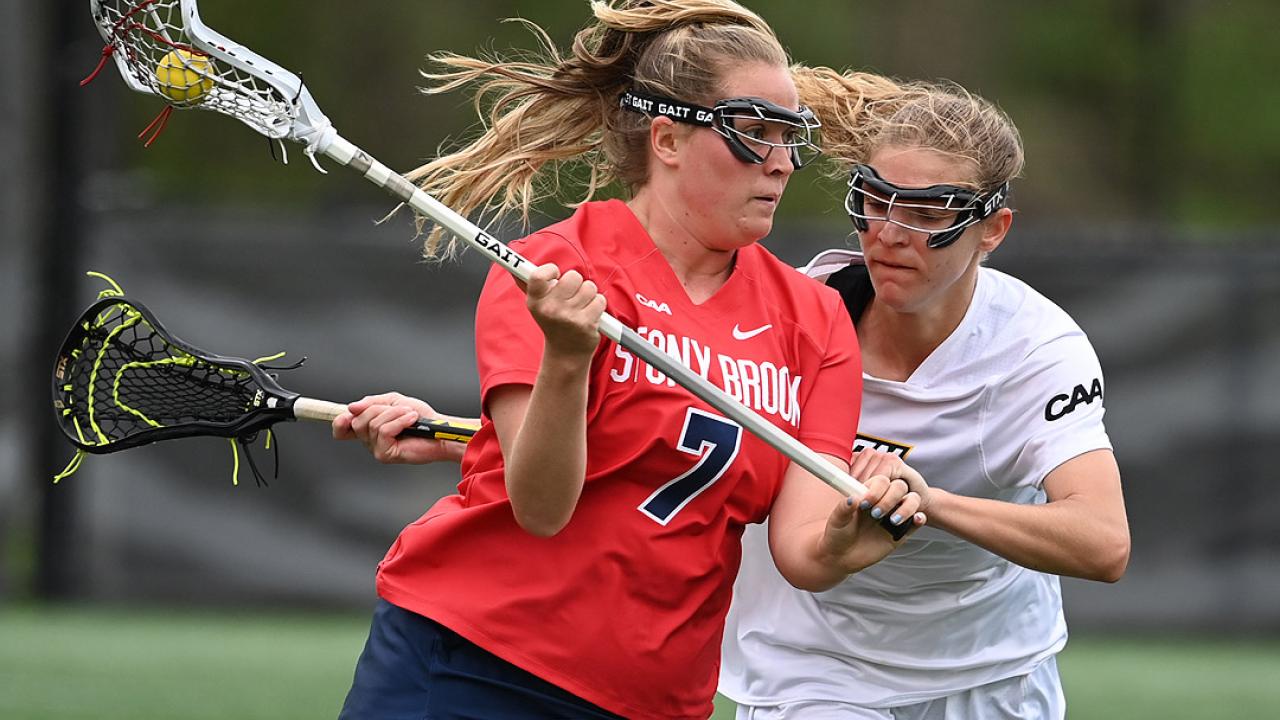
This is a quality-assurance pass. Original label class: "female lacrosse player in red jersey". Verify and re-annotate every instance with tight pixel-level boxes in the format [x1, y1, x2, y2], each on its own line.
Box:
[719, 76, 1131, 720]
[332, 3, 925, 719]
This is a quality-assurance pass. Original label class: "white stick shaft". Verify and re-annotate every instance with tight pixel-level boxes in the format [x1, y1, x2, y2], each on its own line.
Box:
[320, 136, 867, 500]
[291, 397, 345, 423]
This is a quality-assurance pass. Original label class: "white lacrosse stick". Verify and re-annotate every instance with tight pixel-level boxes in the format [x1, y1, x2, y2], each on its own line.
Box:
[87, 0, 906, 533]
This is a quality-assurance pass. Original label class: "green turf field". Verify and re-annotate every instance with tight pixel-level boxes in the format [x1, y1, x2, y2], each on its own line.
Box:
[2, 605, 1277, 719]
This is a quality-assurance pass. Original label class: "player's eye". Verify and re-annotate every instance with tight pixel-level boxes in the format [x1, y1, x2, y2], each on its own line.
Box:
[908, 210, 953, 229]
[915, 209, 951, 222]
[863, 196, 889, 214]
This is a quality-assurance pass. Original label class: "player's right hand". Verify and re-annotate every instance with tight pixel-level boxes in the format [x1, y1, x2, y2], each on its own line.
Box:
[333, 392, 465, 465]
[525, 263, 607, 359]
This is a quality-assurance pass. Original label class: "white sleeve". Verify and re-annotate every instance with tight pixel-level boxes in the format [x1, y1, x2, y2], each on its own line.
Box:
[797, 248, 864, 280]
[983, 331, 1112, 490]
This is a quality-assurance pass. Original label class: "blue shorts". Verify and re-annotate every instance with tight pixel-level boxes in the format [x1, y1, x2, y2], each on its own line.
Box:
[338, 599, 624, 719]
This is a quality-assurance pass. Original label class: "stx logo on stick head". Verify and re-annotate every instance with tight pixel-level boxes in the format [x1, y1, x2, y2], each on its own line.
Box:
[1044, 378, 1103, 421]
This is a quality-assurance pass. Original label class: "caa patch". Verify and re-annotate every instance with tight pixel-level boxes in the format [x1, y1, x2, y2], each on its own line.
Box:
[1044, 378, 1103, 421]
[854, 433, 912, 459]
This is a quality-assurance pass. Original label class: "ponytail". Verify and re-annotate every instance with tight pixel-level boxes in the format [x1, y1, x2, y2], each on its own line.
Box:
[790, 64, 919, 178]
[407, 0, 787, 258]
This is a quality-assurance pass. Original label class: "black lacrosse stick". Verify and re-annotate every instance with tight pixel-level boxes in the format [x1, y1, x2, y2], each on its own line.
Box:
[52, 296, 302, 457]
[51, 295, 476, 484]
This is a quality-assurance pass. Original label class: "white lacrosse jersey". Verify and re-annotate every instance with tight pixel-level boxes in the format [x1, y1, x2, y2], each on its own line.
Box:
[719, 249, 1112, 707]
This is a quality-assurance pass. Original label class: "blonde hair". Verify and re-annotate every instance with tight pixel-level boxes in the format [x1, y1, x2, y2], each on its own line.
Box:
[801, 73, 1024, 193]
[791, 64, 920, 179]
[408, 0, 788, 258]
[877, 82, 1024, 193]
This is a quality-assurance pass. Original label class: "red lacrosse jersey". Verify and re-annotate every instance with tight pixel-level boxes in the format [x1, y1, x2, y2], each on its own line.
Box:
[376, 199, 860, 720]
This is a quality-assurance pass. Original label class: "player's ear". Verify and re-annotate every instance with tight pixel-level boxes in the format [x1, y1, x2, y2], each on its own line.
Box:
[650, 116, 683, 168]
[979, 207, 1013, 254]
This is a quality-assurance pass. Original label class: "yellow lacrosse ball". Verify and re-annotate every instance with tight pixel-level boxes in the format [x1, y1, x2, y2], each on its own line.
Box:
[154, 49, 214, 104]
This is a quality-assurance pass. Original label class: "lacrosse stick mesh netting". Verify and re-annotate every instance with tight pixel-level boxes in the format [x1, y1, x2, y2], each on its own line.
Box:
[59, 299, 262, 449]
[90, 0, 297, 139]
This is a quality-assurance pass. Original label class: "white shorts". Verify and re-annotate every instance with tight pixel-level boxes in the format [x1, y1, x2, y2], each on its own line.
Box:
[734, 656, 1064, 720]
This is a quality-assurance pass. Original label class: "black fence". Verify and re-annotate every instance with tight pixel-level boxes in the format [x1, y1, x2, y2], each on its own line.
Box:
[3, 204, 1278, 634]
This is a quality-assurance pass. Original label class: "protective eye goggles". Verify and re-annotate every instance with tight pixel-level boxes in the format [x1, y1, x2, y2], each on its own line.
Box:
[620, 90, 821, 169]
[845, 163, 1010, 249]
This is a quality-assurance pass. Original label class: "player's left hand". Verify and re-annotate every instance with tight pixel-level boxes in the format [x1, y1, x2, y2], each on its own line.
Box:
[818, 457, 927, 572]
[850, 448, 934, 517]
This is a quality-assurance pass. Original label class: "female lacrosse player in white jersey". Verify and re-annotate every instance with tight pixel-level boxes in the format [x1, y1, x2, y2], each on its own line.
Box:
[331, 4, 928, 719]
[719, 78, 1131, 719]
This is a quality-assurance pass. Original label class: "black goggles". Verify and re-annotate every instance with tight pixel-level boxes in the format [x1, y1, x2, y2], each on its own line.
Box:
[845, 163, 1010, 249]
[619, 90, 821, 169]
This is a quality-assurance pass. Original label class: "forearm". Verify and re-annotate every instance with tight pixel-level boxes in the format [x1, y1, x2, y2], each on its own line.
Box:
[928, 489, 1128, 581]
[505, 349, 592, 536]
[437, 436, 469, 463]
[435, 412, 479, 463]
[769, 457, 904, 593]
[776, 515, 874, 592]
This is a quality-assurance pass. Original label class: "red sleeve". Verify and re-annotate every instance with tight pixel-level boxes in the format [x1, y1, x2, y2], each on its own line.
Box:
[795, 300, 861, 463]
[473, 231, 592, 415]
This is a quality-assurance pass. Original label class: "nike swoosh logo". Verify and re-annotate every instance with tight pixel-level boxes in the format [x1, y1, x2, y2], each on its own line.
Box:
[732, 323, 773, 340]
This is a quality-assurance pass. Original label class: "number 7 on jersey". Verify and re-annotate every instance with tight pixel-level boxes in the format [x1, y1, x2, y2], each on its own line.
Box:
[639, 408, 742, 525]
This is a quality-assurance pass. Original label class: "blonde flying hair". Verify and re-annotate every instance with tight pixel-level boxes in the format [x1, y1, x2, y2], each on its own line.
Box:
[796, 71, 1025, 193]
[407, 0, 781, 257]
[790, 65, 919, 177]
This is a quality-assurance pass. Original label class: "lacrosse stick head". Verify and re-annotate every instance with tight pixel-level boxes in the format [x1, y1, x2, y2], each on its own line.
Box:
[53, 296, 299, 454]
[89, 0, 335, 153]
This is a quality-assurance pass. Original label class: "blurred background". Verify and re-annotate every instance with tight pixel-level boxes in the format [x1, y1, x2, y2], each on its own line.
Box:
[2, 1, 1278, 718]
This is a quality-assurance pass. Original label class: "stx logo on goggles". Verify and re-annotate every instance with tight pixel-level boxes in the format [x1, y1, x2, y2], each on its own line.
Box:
[982, 186, 1008, 216]
[845, 164, 1011, 249]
